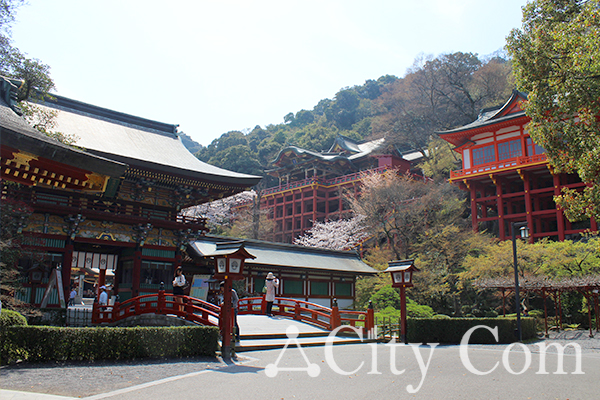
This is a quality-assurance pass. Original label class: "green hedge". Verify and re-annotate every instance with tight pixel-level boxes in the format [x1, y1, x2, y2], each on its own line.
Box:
[406, 318, 537, 344]
[1, 326, 219, 365]
[0, 309, 28, 328]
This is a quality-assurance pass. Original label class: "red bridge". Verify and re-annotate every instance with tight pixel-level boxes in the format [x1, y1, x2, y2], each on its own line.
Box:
[92, 291, 375, 333]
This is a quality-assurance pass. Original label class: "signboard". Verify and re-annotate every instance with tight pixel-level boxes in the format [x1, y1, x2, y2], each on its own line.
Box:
[190, 274, 211, 300]
[71, 252, 118, 270]
[40, 268, 66, 308]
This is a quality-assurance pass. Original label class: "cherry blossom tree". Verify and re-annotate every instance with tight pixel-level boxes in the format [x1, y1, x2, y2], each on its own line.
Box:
[293, 215, 370, 250]
[184, 190, 273, 239]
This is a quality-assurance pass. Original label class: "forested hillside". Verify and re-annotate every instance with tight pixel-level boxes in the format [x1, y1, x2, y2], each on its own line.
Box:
[192, 51, 513, 179]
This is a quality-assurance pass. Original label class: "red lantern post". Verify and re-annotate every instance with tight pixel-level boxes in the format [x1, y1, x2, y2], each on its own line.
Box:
[208, 241, 255, 359]
[384, 260, 419, 345]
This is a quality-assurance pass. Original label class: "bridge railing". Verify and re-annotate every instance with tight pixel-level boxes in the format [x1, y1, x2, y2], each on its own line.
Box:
[238, 296, 375, 333]
[92, 291, 220, 326]
[93, 293, 375, 334]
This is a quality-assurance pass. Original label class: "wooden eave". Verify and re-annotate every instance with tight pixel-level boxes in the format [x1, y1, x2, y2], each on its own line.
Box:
[441, 114, 530, 150]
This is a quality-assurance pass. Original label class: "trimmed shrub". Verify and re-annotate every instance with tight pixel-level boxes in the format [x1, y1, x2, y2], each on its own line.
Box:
[1, 309, 29, 365]
[407, 317, 537, 344]
[0, 309, 28, 328]
[1, 325, 219, 365]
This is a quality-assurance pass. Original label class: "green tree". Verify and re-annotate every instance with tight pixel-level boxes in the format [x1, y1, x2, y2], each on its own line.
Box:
[1, 0, 55, 101]
[208, 145, 263, 176]
[372, 53, 513, 154]
[348, 171, 465, 260]
[419, 136, 462, 182]
[0, 196, 33, 309]
[370, 285, 402, 310]
[413, 226, 495, 315]
[506, 0, 600, 222]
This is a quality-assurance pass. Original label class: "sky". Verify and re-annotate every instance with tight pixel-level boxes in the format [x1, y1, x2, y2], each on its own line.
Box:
[10, 0, 528, 147]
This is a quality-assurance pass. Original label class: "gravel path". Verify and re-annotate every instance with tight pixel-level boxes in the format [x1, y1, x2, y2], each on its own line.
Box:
[0, 356, 229, 398]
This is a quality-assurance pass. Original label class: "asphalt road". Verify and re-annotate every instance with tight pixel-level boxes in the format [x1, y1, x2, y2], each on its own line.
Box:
[2, 338, 599, 400]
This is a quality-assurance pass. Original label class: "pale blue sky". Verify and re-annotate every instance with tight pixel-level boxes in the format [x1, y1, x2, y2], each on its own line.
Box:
[11, 0, 528, 146]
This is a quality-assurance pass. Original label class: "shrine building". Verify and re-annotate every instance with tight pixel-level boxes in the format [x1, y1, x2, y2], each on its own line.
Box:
[1, 76, 261, 306]
[190, 235, 377, 309]
[438, 90, 596, 242]
[261, 135, 424, 243]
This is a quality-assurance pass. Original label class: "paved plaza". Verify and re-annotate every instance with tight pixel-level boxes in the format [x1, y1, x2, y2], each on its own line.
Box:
[2, 318, 599, 399]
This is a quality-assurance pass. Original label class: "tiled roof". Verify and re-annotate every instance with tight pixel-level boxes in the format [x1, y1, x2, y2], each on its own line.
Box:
[190, 235, 378, 275]
[437, 91, 529, 147]
[0, 76, 126, 178]
[33, 95, 261, 186]
[271, 136, 386, 166]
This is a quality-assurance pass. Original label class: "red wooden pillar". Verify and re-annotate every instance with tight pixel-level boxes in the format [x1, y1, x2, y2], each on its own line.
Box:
[520, 170, 535, 243]
[157, 289, 165, 314]
[99, 267, 107, 286]
[594, 291, 600, 332]
[400, 286, 408, 344]
[492, 175, 506, 240]
[174, 250, 182, 268]
[553, 174, 566, 241]
[584, 291, 594, 338]
[132, 246, 142, 297]
[62, 242, 74, 303]
[365, 300, 375, 335]
[469, 181, 478, 232]
[312, 186, 317, 224]
[261, 294, 267, 314]
[220, 279, 233, 359]
[330, 299, 340, 330]
[542, 290, 549, 337]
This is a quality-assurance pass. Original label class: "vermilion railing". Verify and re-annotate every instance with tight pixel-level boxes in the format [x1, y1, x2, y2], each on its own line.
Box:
[262, 166, 390, 196]
[92, 291, 220, 326]
[450, 154, 548, 180]
[93, 293, 375, 334]
[238, 296, 375, 333]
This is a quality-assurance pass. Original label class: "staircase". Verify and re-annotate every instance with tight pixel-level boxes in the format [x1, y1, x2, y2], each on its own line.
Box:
[234, 314, 376, 352]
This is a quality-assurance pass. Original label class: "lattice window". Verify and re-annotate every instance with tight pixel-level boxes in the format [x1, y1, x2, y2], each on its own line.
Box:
[472, 145, 495, 165]
[498, 140, 522, 160]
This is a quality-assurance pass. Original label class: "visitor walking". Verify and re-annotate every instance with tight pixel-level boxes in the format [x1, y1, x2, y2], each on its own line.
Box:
[265, 272, 279, 317]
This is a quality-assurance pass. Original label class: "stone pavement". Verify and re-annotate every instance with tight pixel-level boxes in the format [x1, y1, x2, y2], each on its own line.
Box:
[2, 321, 600, 399]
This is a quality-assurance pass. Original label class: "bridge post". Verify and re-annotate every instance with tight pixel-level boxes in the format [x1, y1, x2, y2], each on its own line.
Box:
[112, 297, 120, 323]
[185, 297, 193, 320]
[365, 300, 375, 335]
[261, 295, 267, 315]
[157, 288, 165, 314]
[330, 298, 341, 330]
[221, 279, 233, 359]
[294, 300, 301, 321]
[91, 302, 98, 324]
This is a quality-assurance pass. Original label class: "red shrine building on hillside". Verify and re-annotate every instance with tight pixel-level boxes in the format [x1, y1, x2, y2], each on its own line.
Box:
[259, 136, 425, 243]
[1, 76, 261, 306]
[438, 90, 596, 242]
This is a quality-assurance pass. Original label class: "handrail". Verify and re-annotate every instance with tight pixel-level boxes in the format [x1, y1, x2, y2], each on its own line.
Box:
[93, 293, 375, 334]
[262, 166, 389, 196]
[92, 291, 221, 326]
[238, 296, 374, 333]
[450, 154, 548, 180]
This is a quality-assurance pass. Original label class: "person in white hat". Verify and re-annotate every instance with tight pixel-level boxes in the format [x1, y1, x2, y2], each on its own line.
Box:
[264, 272, 279, 317]
[98, 286, 108, 306]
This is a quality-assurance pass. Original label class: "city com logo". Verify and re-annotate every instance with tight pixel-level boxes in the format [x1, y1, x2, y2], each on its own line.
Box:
[264, 325, 584, 394]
